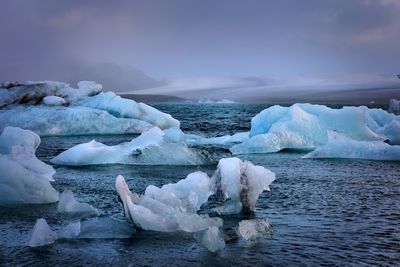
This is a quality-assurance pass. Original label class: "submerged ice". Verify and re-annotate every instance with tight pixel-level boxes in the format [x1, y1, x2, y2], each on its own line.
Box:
[29, 217, 135, 247]
[237, 218, 272, 241]
[0, 81, 179, 135]
[52, 127, 205, 165]
[0, 127, 59, 204]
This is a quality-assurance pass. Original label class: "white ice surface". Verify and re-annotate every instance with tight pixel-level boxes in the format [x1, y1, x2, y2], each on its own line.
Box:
[303, 131, 400, 161]
[57, 190, 99, 218]
[52, 127, 204, 165]
[0, 127, 59, 204]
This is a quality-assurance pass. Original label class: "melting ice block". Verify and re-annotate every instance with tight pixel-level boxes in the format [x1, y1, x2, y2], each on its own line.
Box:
[193, 226, 226, 252]
[0, 127, 59, 204]
[237, 218, 272, 241]
[52, 127, 205, 165]
[212, 158, 276, 214]
[303, 132, 400, 161]
[0, 81, 179, 135]
[28, 218, 58, 247]
[232, 103, 400, 154]
[57, 190, 99, 218]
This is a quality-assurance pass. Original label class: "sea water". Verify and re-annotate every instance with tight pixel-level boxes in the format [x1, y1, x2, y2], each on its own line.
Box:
[0, 103, 399, 266]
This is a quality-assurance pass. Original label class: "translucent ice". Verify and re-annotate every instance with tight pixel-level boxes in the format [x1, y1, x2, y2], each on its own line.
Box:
[303, 132, 400, 161]
[28, 218, 58, 247]
[232, 104, 399, 154]
[58, 218, 135, 239]
[388, 99, 400, 115]
[237, 218, 272, 241]
[193, 226, 226, 252]
[0, 81, 179, 135]
[0, 127, 59, 204]
[52, 127, 204, 165]
[57, 190, 99, 218]
[212, 158, 276, 214]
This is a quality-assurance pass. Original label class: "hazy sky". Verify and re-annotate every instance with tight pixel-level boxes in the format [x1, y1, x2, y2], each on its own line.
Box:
[0, 0, 399, 90]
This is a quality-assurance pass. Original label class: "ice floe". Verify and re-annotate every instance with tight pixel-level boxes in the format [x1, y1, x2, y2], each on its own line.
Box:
[303, 132, 400, 161]
[0, 127, 59, 204]
[0, 81, 179, 135]
[231, 103, 400, 155]
[193, 226, 226, 252]
[57, 190, 99, 218]
[52, 127, 204, 165]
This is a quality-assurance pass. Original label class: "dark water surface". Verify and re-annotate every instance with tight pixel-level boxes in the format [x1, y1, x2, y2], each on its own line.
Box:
[1, 103, 399, 266]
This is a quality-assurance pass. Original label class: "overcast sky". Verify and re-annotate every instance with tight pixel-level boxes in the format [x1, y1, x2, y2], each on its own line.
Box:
[0, 0, 399, 92]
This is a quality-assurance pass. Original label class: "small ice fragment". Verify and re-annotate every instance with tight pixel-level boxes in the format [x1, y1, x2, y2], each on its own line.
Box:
[58, 221, 81, 239]
[57, 190, 99, 217]
[237, 218, 272, 241]
[194, 226, 226, 252]
[28, 218, 58, 247]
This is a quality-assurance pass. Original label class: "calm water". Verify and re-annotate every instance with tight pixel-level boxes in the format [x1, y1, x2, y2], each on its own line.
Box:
[0, 103, 399, 266]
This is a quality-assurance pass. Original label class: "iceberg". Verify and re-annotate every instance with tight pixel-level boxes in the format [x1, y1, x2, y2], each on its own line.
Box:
[186, 132, 249, 147]
[0, 127, 59, 204]
[237, 218, 272, 241]
[193, 226, 226, 252]
[0, 81, 179, 135]
[52, 127, 205, 165]
[57, 190, 99, 218]
[303, 132, 400, 161]
[231, 103, 400, 154]
[28, 218, 58, 247]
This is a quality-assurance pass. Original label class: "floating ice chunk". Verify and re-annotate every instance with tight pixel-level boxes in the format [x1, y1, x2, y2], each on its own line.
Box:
[58, 218, 135, 239]
[115, 158, 275, 236]
[0, 81, 179, 135]
[28, 218, 58, 247]
[57, 190, 99, 217]
[237, 218, 272, 241]
[0, 127, 59, 204]
[303, 132, 400, 161]
[193, 226, 226, 252]
[116, 174, 221, 233]
[232, 104, 397, 154]
[212, 158, 276, 214]
[52, 127, 204, 165]
[42, 95, 66, 106]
